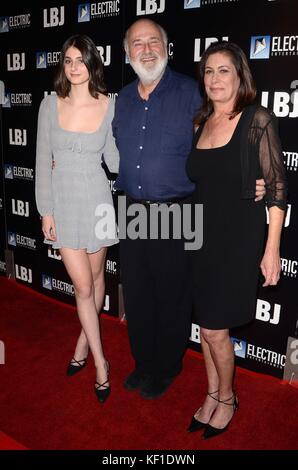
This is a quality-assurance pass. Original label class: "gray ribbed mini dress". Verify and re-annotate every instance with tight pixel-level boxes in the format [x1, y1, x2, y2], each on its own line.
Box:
[35, 94, 119, 253]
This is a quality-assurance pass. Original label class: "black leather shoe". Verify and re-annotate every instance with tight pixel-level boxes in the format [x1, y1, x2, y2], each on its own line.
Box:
[95, 380, 111, 403]
[187, 390, 219, 432]
[140, 376, 174, 399]
[124, 370, 152, 391]
[203, 394, 239, 440]
[66, 357, 87, 376]
[187, 409, 208, 432]
[95, 362, 110, 403]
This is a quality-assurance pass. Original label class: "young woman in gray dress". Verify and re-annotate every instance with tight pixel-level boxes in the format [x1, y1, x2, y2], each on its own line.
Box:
[35, 35, 119, 403]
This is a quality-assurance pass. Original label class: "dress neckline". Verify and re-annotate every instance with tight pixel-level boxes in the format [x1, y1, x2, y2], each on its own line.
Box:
[195, 110, 245, 151]
[55, 96, 111, 135]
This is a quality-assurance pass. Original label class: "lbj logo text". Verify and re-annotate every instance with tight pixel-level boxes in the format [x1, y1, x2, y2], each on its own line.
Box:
[97, 45, 111, 66]
[194, 37, 229, 62]
[15, 264, 32, 284]
[43, 7, 65, 27]
[7, 53, 25, 71]
[256, 299, 280, 325]
[11, 199, 29, 217]
[9, 128, 27, 146]
[136, 0, 165, 15]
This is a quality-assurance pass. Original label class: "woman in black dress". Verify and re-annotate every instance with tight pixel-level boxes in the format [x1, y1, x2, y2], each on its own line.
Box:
[186, 42, 287, 439]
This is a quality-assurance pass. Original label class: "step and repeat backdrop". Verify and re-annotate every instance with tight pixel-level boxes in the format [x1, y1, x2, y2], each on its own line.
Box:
[0, 0, 297, 378]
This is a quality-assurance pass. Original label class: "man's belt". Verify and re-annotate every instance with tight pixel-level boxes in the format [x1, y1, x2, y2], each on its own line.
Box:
[126, 195, 191, 206]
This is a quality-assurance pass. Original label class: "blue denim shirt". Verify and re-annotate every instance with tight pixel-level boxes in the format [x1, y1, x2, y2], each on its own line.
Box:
[113, 67, 202, 200]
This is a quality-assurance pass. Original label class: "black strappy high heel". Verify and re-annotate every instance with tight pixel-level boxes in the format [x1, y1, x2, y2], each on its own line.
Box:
[187, 390, 219, 433]
[203, 393, 239, 439]
[66, 357, 87, 376]
[94, 362, 110, 403]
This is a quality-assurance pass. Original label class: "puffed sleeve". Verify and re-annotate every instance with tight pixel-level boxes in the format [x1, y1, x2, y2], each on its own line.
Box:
[35, 96, 54, 216]
[258, 110, 287, 211]
[102, 99, 119, 174]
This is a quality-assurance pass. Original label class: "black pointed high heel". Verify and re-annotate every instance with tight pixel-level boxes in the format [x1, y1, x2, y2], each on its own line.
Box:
[203, 393, 239, 440]
[187, 390, 219, 432]
[66, 357, 87, 376]
[94, 362, 110, 403]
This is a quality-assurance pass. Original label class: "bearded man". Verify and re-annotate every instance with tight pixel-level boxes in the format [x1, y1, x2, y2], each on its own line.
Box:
[112, 18, 202, 399]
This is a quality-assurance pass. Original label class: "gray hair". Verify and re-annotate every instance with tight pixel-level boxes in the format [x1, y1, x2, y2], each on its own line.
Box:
[123, 19, 168, 52]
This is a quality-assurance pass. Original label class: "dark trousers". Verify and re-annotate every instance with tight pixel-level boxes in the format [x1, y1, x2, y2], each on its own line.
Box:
[119, 199, 192, 379]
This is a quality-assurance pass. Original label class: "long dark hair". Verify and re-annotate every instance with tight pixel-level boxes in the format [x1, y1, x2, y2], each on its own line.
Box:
[54, 34, 107, 98]
[195, 41, 256, 125]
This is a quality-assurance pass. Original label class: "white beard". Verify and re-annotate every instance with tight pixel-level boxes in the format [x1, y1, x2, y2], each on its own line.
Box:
[129, 54, 168, 86]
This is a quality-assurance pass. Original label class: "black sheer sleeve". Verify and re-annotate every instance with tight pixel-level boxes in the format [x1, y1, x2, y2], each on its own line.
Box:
[258, 110, 287, 211]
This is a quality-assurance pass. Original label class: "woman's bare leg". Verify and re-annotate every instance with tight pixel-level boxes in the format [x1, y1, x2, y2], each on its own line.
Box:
[60, 248, 108, 386]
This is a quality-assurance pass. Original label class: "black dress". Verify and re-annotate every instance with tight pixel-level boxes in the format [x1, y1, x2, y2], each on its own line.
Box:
[186, 113, 266, 329]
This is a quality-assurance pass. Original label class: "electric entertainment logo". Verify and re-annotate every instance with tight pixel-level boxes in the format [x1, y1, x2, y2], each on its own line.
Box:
[36, 51, 60, 69]
[78, 3, 90, 21]
[8, 231, 36, 250]
[4, 164, 33, 181]
[0, 17, 9, 32]
[0, 13, 31, 33]
[246, 344, 286, 369]
[2, 92, 32, 107]
[192, 0, 238, 6]
[42, 274, 52, 290]
[106, 259, 117, 275]
[4, 164, 13, 179]
[78, 1, 120, 22]
[42, 274, 75, 296]
[250, 34, 298, 59]
[231, 338, 247, 359]
[184, 0, 200, 9]
[281, 258, 298, 278]
[36, 52, 47, 69]
[283, 151, 298, 171]
[8, 231, 16, 247]
[2, 93, 11, 108]
[250, 36, 271, 59]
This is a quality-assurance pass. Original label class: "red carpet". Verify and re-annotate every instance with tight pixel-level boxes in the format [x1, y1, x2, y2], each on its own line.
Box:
[0, 277, 297, 450]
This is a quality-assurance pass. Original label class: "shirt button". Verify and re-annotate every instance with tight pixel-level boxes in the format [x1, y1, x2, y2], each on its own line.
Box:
[138, 185, 142, 189]
[142, 126, 146, 130]
[137, 165, 140, 169]
[139, 146, 143, 150]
